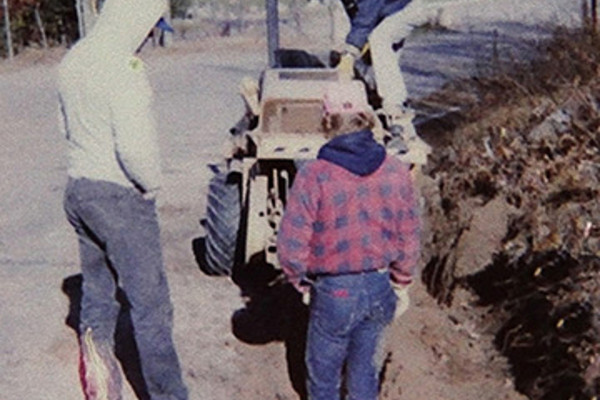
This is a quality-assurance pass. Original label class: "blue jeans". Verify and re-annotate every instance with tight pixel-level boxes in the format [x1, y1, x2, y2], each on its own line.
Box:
[306, 270, 397, 400]
[64, 178, 188, 400]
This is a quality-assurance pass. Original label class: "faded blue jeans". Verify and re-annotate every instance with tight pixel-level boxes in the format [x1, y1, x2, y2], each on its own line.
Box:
[306, 269, 397, 400]
[64, 178, 188, 400]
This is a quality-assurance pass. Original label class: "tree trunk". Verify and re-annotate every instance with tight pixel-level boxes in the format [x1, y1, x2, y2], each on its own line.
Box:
[34, 4, 48, 49]
[76, 0, 99, 38]
[2, 0, 13, 59]
[266, 0, 279, 67]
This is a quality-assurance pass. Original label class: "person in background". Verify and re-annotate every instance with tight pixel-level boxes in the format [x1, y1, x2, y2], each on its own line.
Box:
[337, 0, 432, 134]
[57, 0, 188, 398]
[277, 82, 422, 400]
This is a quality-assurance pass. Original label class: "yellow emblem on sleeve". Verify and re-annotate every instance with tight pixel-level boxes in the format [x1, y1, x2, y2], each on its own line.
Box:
[129, 57, 144, 71]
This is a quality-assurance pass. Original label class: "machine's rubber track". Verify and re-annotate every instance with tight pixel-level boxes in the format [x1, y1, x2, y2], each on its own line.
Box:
[201, 172, 241, 276]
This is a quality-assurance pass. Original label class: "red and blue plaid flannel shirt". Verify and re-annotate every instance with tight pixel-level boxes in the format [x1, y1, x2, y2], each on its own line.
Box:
[277, 156, 421, 292]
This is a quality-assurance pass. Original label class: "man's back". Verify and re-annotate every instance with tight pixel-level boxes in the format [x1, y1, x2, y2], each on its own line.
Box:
[278, 128, 420, 290]
[58, 45, 130, 187]
[289, 156, 418, 276]
[57, 39, 161, 192]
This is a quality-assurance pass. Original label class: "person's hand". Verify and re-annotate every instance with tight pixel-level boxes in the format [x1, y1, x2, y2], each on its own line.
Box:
[392, 282, 410, 319]
[292, 279, 311, 306]
[337, 53, 355, 80]
[337, 44, 360, 80]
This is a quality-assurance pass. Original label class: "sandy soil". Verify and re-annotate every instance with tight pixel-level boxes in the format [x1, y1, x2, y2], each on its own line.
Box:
[0, 1, 581, 399]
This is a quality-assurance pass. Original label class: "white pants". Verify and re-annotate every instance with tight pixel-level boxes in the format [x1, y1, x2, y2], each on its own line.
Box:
[369, 0, 441, 112]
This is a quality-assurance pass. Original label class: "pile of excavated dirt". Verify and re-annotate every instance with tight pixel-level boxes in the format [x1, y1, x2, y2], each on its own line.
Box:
[416, 27, 600, 400]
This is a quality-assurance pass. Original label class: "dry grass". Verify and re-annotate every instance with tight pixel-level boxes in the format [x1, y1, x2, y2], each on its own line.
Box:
[419, 24, 600, 400]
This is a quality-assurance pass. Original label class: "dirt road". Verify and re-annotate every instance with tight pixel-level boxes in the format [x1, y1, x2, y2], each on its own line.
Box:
[0, 1, 580, 398]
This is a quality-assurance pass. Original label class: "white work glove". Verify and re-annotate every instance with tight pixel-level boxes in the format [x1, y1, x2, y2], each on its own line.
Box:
[292, 279, 311, 306]
[302, 291, 311, 306]
[337, 44, 360, 80]
[392, 282, 410, 319]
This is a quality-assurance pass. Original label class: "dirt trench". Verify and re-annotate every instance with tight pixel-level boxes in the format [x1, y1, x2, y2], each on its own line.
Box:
[415, 49, 600, 399]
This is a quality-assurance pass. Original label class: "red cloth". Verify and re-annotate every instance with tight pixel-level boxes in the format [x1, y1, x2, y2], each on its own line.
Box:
[277, 156, 421, 292]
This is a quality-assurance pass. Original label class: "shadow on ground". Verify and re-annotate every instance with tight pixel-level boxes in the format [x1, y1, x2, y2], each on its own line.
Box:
[61, 274, 150, 400]
[192, 239, 309, 400]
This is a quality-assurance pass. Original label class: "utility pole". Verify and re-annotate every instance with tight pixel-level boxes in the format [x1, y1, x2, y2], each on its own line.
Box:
[2, 0, 13, 59]
[266, 0, 279, 67]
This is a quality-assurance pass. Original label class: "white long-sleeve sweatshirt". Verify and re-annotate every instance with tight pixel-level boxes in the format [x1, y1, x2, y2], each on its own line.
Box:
[57, 0, 167, 193]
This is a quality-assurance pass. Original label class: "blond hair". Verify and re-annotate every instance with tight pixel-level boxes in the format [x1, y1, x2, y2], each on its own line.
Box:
[322, 111, 376, 138]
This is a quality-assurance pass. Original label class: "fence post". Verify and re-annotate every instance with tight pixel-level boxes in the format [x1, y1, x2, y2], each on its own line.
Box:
[2, 0, 13, 59]
[266, 0, 279, 68]
[76, 0, 99, 38]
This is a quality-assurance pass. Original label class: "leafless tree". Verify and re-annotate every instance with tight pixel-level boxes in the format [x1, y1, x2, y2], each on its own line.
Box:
[76, 0, 99, 38]
[583, 0, 598, 31]
[34, 3, 48, 49]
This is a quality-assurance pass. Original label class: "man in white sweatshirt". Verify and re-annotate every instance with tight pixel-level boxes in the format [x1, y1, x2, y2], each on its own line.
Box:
[57, 0, 188, 398]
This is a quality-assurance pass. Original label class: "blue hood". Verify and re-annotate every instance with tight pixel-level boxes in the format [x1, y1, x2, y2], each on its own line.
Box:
[317, 130, 386, 176]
